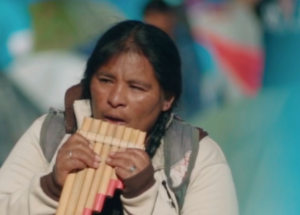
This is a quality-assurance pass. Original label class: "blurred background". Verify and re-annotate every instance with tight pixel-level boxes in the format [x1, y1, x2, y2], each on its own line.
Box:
[1, 0, 300, 214]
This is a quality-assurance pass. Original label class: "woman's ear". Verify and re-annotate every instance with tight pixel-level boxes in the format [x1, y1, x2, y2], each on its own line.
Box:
[162, 94, 175, 111]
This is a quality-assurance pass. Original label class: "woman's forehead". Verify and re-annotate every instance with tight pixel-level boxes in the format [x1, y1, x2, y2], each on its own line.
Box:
[98, 53, 155, 77]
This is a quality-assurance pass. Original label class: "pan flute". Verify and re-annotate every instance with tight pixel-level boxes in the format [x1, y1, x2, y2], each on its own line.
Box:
[56, 117, 146, 215]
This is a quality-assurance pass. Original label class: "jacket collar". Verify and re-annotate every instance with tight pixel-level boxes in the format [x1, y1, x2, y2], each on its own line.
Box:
[73, 100, 92, 129]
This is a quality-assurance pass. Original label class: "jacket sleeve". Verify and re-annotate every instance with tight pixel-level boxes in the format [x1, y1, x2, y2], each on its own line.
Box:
[121, 137, 239, 215]
[0, 115, 58, 215]
[181, 137, 239, 215]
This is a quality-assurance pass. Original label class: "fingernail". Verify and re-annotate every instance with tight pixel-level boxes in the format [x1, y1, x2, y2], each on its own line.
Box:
[95, 154, 101, 162]
[106, 157, 112, 162]
[109, 151, 116, 156]
[94, 161, 99, 168]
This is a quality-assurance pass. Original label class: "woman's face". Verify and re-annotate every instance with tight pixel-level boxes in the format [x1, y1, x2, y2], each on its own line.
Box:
[90, 53, 174, 132]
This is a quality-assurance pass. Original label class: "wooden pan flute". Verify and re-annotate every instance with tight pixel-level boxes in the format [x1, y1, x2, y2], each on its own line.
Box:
[56, 117, 146, 215]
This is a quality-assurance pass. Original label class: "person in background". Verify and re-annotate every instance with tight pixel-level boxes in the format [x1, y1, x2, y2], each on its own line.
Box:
[185, 0, 263, 112]
[143, 0, 203, 119]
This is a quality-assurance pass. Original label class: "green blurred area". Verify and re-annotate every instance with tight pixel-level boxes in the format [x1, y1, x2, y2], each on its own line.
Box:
[30, 0, 125, 51]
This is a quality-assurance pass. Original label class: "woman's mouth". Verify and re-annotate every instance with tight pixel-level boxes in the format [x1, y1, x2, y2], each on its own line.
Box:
[103, 115, 126, 125]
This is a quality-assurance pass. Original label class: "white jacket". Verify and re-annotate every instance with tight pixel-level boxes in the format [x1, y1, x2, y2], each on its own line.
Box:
[0, 100, 238, 215]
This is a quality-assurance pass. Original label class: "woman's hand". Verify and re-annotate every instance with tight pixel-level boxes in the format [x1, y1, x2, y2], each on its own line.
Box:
[54, 133, 101, 186]
[106, 149, 155, 198]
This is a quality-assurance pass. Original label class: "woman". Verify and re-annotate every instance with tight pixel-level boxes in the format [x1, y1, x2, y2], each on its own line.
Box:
[0, 20, 238, 215]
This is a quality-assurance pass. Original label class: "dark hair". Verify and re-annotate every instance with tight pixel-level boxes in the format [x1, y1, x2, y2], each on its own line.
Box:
[143, 0, 172, 16]
[81, 20, 181, 157]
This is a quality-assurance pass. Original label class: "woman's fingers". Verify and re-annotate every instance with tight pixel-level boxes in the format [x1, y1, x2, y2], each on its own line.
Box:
[67, 158, 87, 171]
[66, 148, 100, 169]
[109, 149, 149, 164]
[107, 152, 142, 170]
[59, 133, 100, 168]
[71, 140, 99, 164]
[54, 133, 101, 185]
[107, 157, 139, 179]
[123, 148, 149, 163]
[107, 157, 136, 171]
[69, 133, 91, 146]
[106, 149, 151, 180]
[115, 165, 133, 179]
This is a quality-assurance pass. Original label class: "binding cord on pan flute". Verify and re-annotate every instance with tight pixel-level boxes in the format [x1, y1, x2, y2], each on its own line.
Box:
[56, 117, 146, 215]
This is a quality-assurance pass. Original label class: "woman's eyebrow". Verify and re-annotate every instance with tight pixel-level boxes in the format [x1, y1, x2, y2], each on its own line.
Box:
[97, 71, 115, 78]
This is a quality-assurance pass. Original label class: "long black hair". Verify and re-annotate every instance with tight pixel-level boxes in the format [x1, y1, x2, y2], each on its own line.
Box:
[81, 20, 182, 158]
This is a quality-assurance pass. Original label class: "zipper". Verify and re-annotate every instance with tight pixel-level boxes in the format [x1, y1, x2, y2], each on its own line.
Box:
[162, 180, 176, 208]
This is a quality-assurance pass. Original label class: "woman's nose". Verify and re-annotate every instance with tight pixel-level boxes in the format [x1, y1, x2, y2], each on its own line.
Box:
[107, 85, 127, 108]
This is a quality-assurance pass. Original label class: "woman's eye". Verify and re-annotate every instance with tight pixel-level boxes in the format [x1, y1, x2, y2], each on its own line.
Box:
[130, 85, 144, 91]
[99, 78, 111, 83]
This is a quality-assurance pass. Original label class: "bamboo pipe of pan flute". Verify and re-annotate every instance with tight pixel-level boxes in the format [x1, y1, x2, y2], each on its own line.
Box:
[135, 131, 147, 151]
[109, 127, 132, 191]
[65, 119, 101, 215]
[117, 131, 146, 188]
[104, 125, 125, 197]
[83, 123, 117, 215]
[56, 117, 93, 215]
[93, 129, 145, 212]
[74, 121, 109, 215]
[112, 128, 146, 190]
[92, 125, 129, 212]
